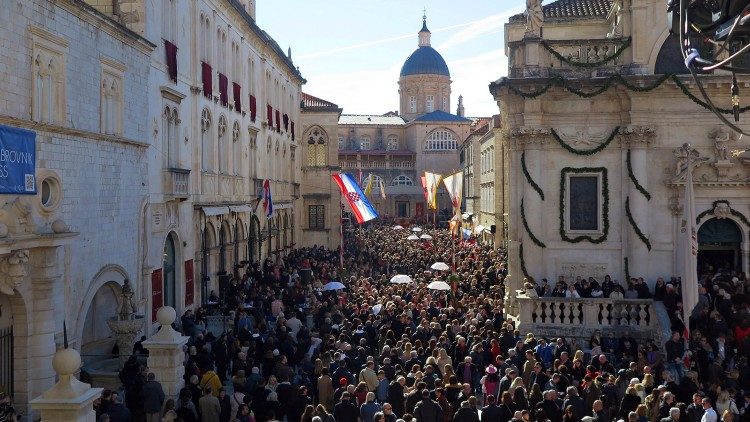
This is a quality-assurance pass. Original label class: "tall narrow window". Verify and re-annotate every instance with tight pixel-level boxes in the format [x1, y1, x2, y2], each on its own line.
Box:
[306, 128, 327, 167]
[308, 205, 325, 229]
[386, 135, 399, 151]
[442, 96, 447, 111]
[359, 136, 370, 151]
[426, 95, 434, 113]
[409, 96, 416, 113]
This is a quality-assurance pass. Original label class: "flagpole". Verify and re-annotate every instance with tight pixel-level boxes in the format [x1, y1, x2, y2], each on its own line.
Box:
[680, 143, 699, 347]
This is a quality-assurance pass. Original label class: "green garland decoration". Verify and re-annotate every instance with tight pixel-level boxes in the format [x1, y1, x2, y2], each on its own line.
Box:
[625, 196, 652, 251]
[493, 73, 750, 115]
[519, 243, 531, 279]
[696, 199, 750, 228]
[559, 167, 609, 244]
[541, 38, 632, 69]
[521, 198, 547, 248]
[551, 126, 620, 155]
[626, 149, 651, 201]
[624, 257, 631, 283]
[521, 151, 545, 200]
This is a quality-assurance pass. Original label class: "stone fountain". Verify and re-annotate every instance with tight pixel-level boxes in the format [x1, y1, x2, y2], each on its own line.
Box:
[106, 279, 145, 368]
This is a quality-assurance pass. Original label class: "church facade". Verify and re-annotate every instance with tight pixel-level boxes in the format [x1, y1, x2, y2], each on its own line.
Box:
[492, 0, 750, 298]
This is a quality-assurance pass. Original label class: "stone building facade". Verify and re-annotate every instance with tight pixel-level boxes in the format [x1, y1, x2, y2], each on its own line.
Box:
[337, 17, 473, 223]
[491, 0, 750, 300]
[0, 0, 306, 413]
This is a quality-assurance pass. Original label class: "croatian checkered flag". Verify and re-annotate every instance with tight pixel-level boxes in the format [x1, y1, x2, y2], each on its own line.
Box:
[332, 173, 378, 224]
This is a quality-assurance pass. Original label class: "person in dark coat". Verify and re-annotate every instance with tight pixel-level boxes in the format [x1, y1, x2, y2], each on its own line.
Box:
[289, 386, 313, 422]
[333, 392, 360, 422]
[107, 394, 132, 422]
[218, 388, 232, 422]
[563, 386, 586, 422]
[387, 377, 406, 417]
[620, 387, 642, 419]
[453, 401, 480, 422]
[414, 389, 443, 422]
[480, 395, 502, 422]
[142, 373, 166, 422]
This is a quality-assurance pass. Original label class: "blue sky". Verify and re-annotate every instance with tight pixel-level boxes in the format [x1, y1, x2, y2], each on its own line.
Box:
[259, 1, 526, 117]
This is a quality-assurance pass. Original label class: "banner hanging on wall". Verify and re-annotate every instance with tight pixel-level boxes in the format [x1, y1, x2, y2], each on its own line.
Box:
[0, 125, 36, 194]
[151, 269, 163, 323]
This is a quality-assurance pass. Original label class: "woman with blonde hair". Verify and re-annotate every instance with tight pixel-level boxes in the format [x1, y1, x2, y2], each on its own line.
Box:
[641, 373, 655, 394]
[716, 389, 739, 419]
[636, 404, 649, 422]
[437, 348, 452, 373]
[509, 376, 526, 394]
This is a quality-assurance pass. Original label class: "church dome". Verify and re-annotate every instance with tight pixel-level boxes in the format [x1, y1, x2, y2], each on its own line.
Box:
[400, 46, 450, 77]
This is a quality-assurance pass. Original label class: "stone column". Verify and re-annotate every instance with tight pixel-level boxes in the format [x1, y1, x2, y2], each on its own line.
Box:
[30, 347, 103, 422]
[28, 247, 62, 399]
[142, 306, 190, 397]
[628, 147, 650, 281]
[522, 147, 544, 279]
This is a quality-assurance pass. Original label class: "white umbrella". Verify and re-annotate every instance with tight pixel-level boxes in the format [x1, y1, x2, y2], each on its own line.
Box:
[390, 274, 414, 284]
[393, 225, 404, 230]
[321, 281, 346, 291]
[420, 234, 433, 240]
[431, 262, 450, 271]
[372, 304, 383, 315]
[407, 234, 419, 241]
[474, 225, 485, 234]
[411, 227, 423, 232]
[427, 281, 451, 291]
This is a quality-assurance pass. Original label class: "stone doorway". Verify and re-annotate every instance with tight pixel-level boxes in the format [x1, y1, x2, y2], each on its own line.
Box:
[697, 218, 743, 273]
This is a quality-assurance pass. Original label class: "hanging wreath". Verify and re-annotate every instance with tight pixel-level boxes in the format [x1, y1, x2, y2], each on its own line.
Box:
[559, 167, 609, 243]
[626, 149, 651, 200]
[695, 199, 750, 227]
[521, 151, 545, 200]
[521, 198, 547, 248]
[624, 257, 631, 282]
[551, 126, 620, 155]
[491, 73, 750, 115]
[541, 37, 632, 69]
[625, 196, 652, 251]
[519, 243, 531, 279]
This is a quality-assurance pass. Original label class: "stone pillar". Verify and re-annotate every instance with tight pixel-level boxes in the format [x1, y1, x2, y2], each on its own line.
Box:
[522, 148, 544, 279]
[142, 306, 190, 397]
[28, 247, 62, 399]
[30, 348, 103, 422]
[628, 147, 649, 280]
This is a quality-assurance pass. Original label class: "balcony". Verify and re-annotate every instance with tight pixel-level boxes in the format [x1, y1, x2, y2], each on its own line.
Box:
[508, 38, 631, 79]
[163, 168, 190, 199]
[340, 161, 416, 170]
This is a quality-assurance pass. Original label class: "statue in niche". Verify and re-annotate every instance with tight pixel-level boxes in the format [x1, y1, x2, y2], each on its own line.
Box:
[608, 0, 624, 38]
[525, 0, 543, 36]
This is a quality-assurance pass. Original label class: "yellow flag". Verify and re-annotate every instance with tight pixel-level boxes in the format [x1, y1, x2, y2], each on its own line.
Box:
[364, 173, 373, 196]
[379, 179, 387, 199]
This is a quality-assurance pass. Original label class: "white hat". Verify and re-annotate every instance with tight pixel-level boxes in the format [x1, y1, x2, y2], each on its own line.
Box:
[273, 349, 280, 356]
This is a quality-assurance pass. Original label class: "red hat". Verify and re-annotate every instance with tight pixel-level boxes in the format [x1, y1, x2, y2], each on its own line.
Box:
[339, 377, 348, 386]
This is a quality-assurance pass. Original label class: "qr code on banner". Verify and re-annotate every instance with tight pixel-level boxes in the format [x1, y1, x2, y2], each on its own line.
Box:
[25, 174, 35, 192]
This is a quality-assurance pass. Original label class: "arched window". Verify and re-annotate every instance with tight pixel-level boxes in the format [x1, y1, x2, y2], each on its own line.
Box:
[426, 95, 434, 113]
[392, 175, 414, 186]
[201, 108, 213, 171]
[163, 232, 177, 309]
[360, 135, 371, 151]
[425, 129, 458, 151]
[307, 127, 327, 167]
[367, 174, 384, 190]
[338, 136, 345, 150]
[386, 135, 399, 151]
[232, 121, 241, 175]
[218, 115, 227, 173]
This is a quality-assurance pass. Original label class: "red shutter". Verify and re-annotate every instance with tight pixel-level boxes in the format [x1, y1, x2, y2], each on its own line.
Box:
[282, 113, 289, 131]
[266, 104, 273, 126]
[249, 95, 257, 122]
[275, 110, 281, 133]
[201, 62, 212, 98]
[151, 269, 163, 323]
[165, 41, 178, 82]
[232, 82, 242, 112]
[184, 260, 194, 306]
[218, 73, 229, 106]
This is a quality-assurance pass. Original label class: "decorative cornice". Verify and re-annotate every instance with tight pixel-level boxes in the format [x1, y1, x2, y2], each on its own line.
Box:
[160, 86, 186, 103]
[618, 125, 656, 147]
[508, 127, 551, 149]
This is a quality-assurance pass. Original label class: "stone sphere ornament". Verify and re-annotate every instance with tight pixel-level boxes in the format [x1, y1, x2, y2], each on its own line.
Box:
[52, 348, 82, 376]
[157, 306, 177, 326]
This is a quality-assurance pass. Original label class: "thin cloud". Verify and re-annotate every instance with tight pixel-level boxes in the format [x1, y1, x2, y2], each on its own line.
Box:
[437, 10, 520, 51]
[298, 14, 516, 60]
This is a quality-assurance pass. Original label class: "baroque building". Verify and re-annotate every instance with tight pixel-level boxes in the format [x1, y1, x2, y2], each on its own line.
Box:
[491, 0, 750, 305]
[0, 0, 305, 412]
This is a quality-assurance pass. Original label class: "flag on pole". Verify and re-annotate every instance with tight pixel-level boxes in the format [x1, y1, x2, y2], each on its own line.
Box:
[379, 179, 387, 199]
[262, 179, 273, 217]
[424, 172, 443, 210]
[332, 173, 379, 224]
[680, 146, 699, 340]
[364, 173, 374, 197]
[420, 176, 429, 202]
[442, 172, 463, 213]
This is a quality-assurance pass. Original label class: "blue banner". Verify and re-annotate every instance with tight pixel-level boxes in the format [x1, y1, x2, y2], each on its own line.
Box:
[0, 125, 36, 194]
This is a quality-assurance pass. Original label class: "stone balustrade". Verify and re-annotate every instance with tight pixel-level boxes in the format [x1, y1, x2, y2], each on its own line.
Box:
[508, 38, 632, 79]
[516, 294, 666, 346]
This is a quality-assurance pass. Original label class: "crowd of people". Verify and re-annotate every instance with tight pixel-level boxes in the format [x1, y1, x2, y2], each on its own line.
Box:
[88, 224, 749, 422]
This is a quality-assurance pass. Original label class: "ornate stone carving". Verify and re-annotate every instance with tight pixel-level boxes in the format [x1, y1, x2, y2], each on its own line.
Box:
[710, 128, 736, 177]
[713, 201, 731, 219]
[0, 250, 30, 295]
[525, 0, 543, 36]
[557, 128, 610, 147]
[607, 0, 624, 38]
[509, 127, 551, 149]
[558, 262, 608, 283]
[618, 125, 655, 147]
[672, 144, 709, 182]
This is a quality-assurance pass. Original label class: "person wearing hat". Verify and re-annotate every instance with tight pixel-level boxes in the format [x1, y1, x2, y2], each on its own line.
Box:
[414, 388, 444, 422]
[481, 365, 500, 398]
[333, 377, 350, 405]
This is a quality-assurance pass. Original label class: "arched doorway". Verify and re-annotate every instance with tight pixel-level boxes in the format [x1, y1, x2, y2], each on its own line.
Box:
[697, 217, 743, 273]
[163, 233, 177, 309]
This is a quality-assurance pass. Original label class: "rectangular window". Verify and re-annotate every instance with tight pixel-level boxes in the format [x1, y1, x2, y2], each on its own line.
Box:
[426, 95, 434, 112]
[308, 205, 325, 229]
[443, 96, 447, 111]
[396, 202, 409, 217]
[409, 96, 416, 113]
